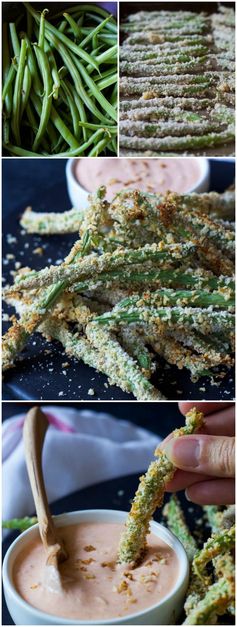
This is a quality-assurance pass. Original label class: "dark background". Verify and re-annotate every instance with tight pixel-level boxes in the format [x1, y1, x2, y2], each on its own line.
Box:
[2, 401, 184, 437]
[120, 2, 235, 18]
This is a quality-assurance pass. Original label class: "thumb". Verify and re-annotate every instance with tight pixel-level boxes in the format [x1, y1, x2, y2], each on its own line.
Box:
[163, 434, 235, 478]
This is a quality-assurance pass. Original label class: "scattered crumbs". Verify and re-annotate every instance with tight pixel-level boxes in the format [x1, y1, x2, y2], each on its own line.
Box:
[88, 388, 95, 396]
[30, 584, 39, 590]
[14, 261, 21, 270]
[6, 253, 15, 260]
[199, 386, 206, 392]
[33, 247, 43, 255]
[24, 242, 29, 249]
[62, 370, 67, 376]
[104, 382, 108, 389]
[80, 558, 95, 565]
[116, 580, 129, 593]
[84, 545, 96, 552]
[84, 574, 96, 580]
[177, 389, 183, 395]
[6, 234, 17, 244]
[101, 561, 115, 569]
[62, 362, 69, 368]
[58, 391, 64, 397]
[117, 490, 124, 497]
[2, 313, 10, 322]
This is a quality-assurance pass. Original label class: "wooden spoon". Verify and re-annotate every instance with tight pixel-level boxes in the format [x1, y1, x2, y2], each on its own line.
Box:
[23, 406, 67, 591]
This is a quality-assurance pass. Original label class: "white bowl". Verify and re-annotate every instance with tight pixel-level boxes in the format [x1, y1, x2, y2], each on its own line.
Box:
[3, 509, 189, 625]
[66, 158, 210, 213]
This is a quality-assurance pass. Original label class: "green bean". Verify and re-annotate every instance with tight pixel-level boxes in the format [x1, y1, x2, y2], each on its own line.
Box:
[11, 37, 27, 145]
[78, 121, 117, 131]
[2, 60, 17, 102]
[9, 23, 20, 56]
[32, 45, 52, 151]
[50, 104, 80, 149]
[30, 91, 57, 148]
[46, 33, 110, 124]
[55, 4, 117, 33]
[64, 79, 88, 141]
[4, 128, 105, 157]
[22, 34, 42, 96]
[88, 135, 112, 156]
[61, 80, 80, 140]
[63, 13, 82, 39]
[79, 14, 112, 48]
[38, 9, 48, 49]
[24, 3, 99, 72]
[73, 57, 117, 121]
[20, 65, 31, 117]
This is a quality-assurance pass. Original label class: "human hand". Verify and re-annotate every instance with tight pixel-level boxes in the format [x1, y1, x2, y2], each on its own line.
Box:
[161, 402, 235, 505]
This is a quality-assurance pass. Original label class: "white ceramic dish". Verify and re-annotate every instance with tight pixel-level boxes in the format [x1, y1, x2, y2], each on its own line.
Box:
[3, 509, 189, 626]
[66, 158, 210, 212]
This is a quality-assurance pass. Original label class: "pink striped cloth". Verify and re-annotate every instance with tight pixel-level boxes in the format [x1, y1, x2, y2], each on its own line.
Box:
[3, 406, 159, 525]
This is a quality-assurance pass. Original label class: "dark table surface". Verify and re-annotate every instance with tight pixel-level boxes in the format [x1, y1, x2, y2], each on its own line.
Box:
[2, 401, 184, 438]
[2, 159, 235, 401]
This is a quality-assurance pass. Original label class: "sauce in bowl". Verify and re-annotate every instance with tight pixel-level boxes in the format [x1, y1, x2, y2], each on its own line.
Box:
[13, 522, 179, 621]
[75, 158, 202, 201]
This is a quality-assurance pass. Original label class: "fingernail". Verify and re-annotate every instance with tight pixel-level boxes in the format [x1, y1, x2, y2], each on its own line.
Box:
[185, 489, 191, 502]
[163, 437, 200, 469]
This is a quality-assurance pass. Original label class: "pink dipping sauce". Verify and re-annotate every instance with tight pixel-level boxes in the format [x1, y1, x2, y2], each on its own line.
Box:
[75, 158, 202, 201]
[13, 522, 179, 621]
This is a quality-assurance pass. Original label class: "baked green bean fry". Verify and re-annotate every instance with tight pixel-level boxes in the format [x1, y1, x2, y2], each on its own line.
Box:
[2, 228, 93, 370]
[117, 407, 204, 564]
[163, 495, 197, 562]
[11, 38, 27, 145]
[10, 243, 196, 291]
[71, 270, 234, 295]
[193, 526, 235, 584]
[204, 506, 224, 533]
[3, 517, 38, 531]
[94, 306, 234, 335]
[85, 322, 163, 400]
[115, 288, 235, 311]
[183, 575, 235, 624]
[20, 207, 83, 235]
[119, 327, 154, 376]
[119, 130, 234, 152]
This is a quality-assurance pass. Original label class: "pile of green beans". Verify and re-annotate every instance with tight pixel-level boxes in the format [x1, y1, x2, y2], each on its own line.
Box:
[2, 2, 117, 156]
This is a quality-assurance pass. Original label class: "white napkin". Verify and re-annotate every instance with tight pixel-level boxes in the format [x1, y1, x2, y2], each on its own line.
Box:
[3, 406, 159, 523]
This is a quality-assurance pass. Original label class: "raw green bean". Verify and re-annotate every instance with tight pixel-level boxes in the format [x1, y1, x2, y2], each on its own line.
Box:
[9, 23, 20, 56]
[32, 45, 53, 151]
[11, 38, 27, 145]
[24, 3, 100, 72]
[63, 13, 82, 39]
[2, 61, 17, 102]
[38, 9, 48, 49]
